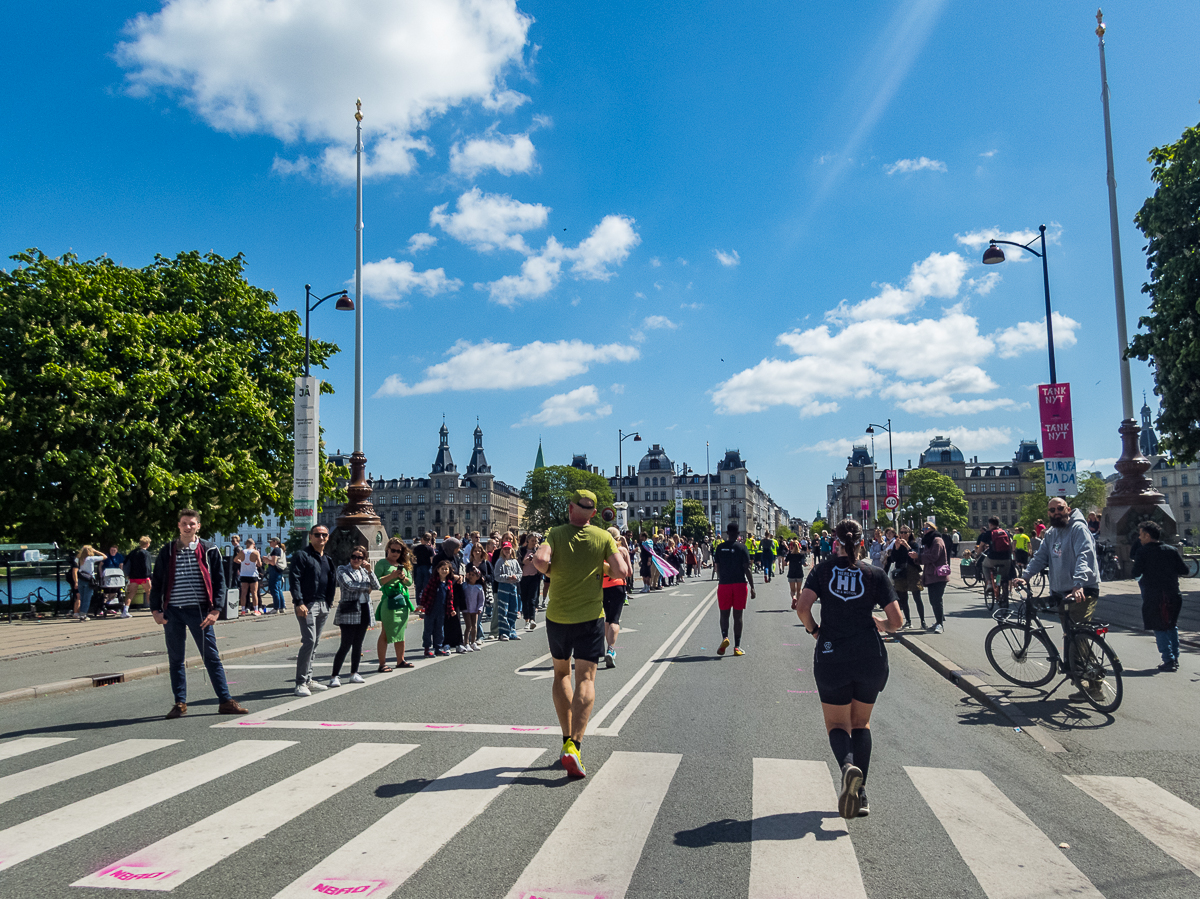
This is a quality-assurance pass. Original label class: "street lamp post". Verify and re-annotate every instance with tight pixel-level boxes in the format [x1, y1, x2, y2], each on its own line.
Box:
[303, 284, 354, 378]
[982, 224, 1056, 384]
[618, 430, 642, 502]
[866, 419, 893, 523]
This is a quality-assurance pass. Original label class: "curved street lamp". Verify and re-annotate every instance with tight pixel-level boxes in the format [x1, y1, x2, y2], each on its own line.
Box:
[982, 224, 1056, 384]
[303, 284, 354, 377]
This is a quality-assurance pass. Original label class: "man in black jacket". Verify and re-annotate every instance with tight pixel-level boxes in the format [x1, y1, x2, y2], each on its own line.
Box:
[149, 509, 249, 719]
[289, 524, 337, 696]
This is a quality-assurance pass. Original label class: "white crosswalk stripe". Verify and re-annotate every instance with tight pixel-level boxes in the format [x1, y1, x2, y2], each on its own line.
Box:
[749, 758, 868, 899]
[906, 766, 1105, 899]
[503, 750, 681, 899]
[272, 746, 545, 899]
[71, 742, 417, 891]
[1066, 775, 1200, 878]
[0, 738, 179, 806]
[0, 736, 74, 762]
[0, 740, 295, 874]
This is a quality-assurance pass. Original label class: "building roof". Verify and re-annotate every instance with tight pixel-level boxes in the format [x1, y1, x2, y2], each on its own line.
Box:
[718, 449, 745, 471]
[466, 423, 491, 475]
[920, 436, 965, 466]
[638, 443, 673, 472]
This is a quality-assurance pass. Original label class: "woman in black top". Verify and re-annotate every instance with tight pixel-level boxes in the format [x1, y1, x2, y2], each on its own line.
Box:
[885, 528, 925, 629]
[785, 540, 808, 606]
[793, 518, 902, 820]
[1132, 520, 1190, 671]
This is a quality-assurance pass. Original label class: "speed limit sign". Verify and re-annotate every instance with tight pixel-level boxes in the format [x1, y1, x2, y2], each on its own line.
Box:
[884, 495, 899, 510]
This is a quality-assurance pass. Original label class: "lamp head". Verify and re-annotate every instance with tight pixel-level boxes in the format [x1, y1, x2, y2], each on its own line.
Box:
[634, 433, 642, 441]
[335, 292, 354, 311]
[982, 243, 1005, 265]
[865, 426, 874, 435]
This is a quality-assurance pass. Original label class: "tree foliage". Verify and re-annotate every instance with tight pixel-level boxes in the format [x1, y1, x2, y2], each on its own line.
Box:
[1129, 119, 1200, 463]
[901, 468, 968, 532]
[775, 524, 797, 541]
[0, 249, 342, 546]
[519, 465, 614, 532]
[660, 499, 713, 541]
[1015, 474, 1107, 535]
[810, 518, 827, 536]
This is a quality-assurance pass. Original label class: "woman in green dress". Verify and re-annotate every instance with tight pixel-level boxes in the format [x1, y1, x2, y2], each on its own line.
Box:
[375, 537, 416, 670]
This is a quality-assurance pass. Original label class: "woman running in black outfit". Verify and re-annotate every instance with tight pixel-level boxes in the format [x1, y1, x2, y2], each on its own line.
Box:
[793, 518, 902, 819]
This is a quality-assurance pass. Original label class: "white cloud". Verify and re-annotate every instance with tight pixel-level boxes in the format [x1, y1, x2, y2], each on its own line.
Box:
[966, 271, 1001, 296]
[515, 385, 611, 427]
[117, 0, 532, 181]
[677, 258, 688, 266]
[449, 130, 536, 177]
[954, 224, 1062, 255]
[714, 249, 741, 267]
[610, 383, 625, 395]
[884, 156, 947, 175]
[979, 149, 998, 158]
[479, 215, 640, 306]
[1076, 458, 1117, 473]
[643, 315, 678, 330]
[680, 302, 704, 310]
[993, 312, 1080, 358]
[406, 232, 437, 254]
[800, 427, 1015, 459]
[375, 339, 639, 396]
[650, 257, 661, 268]
[826, 251, 969, 321]
[357, 258, 461, 304]
[897, 396, 1025, 417]
[430, 187, 548, 253]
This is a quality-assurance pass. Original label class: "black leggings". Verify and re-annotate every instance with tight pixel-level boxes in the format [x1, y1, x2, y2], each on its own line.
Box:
[925, 580, 946, 625]
[519, 574, 541, 620]
[719, 607, 744, 645]
[896, 588, 925, 624]
[332, 621, 370, 676]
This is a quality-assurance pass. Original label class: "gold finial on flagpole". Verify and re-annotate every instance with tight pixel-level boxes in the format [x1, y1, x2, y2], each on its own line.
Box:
[1095, 9, 1105, 38]
[355, 98, 363, 122]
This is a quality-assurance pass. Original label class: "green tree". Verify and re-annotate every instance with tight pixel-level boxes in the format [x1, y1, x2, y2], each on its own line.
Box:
[776, 524, 797, 541]
[1129, 119, 1200, 463]
[660, 499, 713, 541]
[901, 468, 968, 532]
[0, 249, 342, 547]
[810, 518, 827, 536]
[520, 465, 614, 532]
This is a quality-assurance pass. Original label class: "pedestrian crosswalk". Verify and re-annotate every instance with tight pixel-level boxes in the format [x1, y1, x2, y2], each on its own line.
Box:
[0, 735, 1196, 898]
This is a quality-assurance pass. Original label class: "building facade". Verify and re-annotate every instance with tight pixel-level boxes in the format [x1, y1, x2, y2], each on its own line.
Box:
[1137, 399, 1197, 540]
[318, 423, 523, 539]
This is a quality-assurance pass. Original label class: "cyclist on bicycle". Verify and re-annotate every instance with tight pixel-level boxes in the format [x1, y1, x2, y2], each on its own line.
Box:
[1012, 526, 1031, 568]
[976, 517, 1014, 609]
[1012, 497, 1103, 702]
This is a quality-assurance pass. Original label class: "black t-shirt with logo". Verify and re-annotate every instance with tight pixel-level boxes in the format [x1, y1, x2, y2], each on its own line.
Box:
[786, 551, 807, 579]
[715, 540, 752, 585]
[804, 558, 898, 653]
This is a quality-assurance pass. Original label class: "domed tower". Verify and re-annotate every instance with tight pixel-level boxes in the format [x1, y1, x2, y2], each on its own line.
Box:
[466, 422, 491, 475]
[432, 421, 456, 475]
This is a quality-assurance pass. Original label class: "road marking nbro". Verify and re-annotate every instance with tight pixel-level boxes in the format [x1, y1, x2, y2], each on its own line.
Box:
[72, 742, 417, 891]
[0, 739, 179, 806]
[503, 750, 681, 899]
[272, 746, 545, 899]
[749, 758, 867, 899]
[0, 740, 295, 874]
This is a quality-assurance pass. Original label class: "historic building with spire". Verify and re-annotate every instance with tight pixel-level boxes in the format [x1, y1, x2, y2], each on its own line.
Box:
[320, 422, 524, 538]
[1136, 397, 1197, 541]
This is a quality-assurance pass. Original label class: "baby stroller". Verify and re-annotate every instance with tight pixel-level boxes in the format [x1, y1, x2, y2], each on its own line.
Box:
[94, 567, 127, 618]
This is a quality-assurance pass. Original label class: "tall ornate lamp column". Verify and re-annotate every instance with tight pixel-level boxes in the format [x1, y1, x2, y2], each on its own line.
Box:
[334, 99, 385, 564]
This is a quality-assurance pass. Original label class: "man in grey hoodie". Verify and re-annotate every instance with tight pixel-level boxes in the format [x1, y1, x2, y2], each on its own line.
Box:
[1013, 496, 1103, 701]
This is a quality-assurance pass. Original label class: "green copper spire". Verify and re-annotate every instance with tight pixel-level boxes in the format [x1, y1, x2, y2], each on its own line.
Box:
[534, 439, 545, 470]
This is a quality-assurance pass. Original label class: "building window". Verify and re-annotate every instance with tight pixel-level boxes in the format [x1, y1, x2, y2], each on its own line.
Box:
[406, 494, 413, 504]
[463, 494, 471, 504]
[481, 509, 489, 520]
[405, 511, 412, 522]
[418, 510, 426, 521]
[417, 494, 425, 504]
[1184, 476, 1189, 485]
[971, 501, 978, 510]
[482, 492, 489, 504]
[730, 475, 736, 484]
[1162, 477, 1169, 487]
[991, 501, 998, 511]
[645, 492, 651, 501]
[1183, 492, 1191, 507]
[1185, 511, 1192, 522]
[447, 493, 455, 503]
[970, 484, 977, 493]
[435, 480, 441, 489]
[434, 493, 441, 504]
[644, 478, 649, 486]
[464, 510, 471, 521]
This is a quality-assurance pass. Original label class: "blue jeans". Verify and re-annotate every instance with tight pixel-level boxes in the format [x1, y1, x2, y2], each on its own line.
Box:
[422, 595, 446, 651]
[414, 565, 432, 607]
[163, 605, 232, 704]
[1155, 628, 1179, 663]
[491, 585, 519, 637]
[267, 568, 285, 610]
[78, 581, 94, 617]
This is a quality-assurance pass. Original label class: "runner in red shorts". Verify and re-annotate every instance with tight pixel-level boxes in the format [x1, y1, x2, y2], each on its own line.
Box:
[713, 522, 755, 656]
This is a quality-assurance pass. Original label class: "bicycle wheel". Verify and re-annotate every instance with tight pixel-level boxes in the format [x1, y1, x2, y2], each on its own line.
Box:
[985, 623, 1057, 687]
[1185, 558, 1200, 579]
[960, 563, 979, 588]
[1069, 633, 1124, 714]
[982, 579, 995, 612]
[1030, 571, 1047, 598]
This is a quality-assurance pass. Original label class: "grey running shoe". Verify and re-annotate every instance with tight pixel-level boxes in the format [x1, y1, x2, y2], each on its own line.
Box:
[857, 786, 870, 817]
[838, 763, 864, 819]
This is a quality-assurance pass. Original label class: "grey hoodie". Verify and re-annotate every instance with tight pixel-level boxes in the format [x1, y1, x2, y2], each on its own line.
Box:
[1022, 508, 1100, 594]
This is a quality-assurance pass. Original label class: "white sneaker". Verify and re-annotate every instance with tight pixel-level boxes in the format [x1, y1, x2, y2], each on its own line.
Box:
[120, 608, 131, 619]
[328, 676, 341, 688]
[509, 632, 522, 640]
[473, 641, 482, 651]
[465, 643, 475, 652]
[348, 673, 365, 683]
[499, 635, 509, 641]
[306, 679, 328, 692]
[294, 683, 311, 697]
[529, 621, 538, 631]
[455, 645, 467, 654]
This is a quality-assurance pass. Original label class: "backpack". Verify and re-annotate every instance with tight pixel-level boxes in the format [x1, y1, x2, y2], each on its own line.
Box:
[990, 528, 1012, 554]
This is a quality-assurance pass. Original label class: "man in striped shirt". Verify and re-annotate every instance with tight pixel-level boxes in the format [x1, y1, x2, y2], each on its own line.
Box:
[150, 509, 250, 719]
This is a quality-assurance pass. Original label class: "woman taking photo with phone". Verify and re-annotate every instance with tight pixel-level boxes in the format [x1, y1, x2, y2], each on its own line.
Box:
[793, 518, 902, 820]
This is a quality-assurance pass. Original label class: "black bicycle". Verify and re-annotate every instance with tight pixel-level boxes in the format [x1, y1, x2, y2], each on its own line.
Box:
[984, 586, 1124, 713]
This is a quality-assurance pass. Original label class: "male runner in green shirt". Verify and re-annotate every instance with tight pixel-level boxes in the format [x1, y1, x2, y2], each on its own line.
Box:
[533, 489, 631, 777]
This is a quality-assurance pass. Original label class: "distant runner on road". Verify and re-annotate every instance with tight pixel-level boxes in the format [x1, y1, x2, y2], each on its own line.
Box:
[713, 522, 755, 657]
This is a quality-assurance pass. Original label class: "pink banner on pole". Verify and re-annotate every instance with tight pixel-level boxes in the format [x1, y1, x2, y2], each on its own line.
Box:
[860, 500, 870, 512]
[885, 469, 899, 500]
[1038, 383, 1075, 458]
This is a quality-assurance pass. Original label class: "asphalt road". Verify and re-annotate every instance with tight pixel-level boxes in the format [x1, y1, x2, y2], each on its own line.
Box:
[1, 572, 1197, 898]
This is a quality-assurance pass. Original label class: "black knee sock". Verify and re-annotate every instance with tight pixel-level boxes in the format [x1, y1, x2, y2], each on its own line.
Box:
[829, 728, 853, 768]
[733, 608, 744, 645]
[719, 608, 731, 638]
[851, 728, 872, 781]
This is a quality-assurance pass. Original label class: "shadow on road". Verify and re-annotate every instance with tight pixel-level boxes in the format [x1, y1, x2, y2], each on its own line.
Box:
[675, 811, 844, 846]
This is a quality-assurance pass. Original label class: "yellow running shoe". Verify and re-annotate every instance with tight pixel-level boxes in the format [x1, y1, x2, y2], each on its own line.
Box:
[718, 638, 730, 656]
[733, 647, 745, 656]
[560, 739, 586, 778]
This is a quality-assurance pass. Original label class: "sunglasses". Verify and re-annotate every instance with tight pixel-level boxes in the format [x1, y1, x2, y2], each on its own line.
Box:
[350, 556, 366, 562]
[312, 533, 329, 539]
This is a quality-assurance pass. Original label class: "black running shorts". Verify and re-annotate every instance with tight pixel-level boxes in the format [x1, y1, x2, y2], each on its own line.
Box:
[602, 585, 626, 625]
[812, 655, 889, 705]
[546, 618, 605, 664]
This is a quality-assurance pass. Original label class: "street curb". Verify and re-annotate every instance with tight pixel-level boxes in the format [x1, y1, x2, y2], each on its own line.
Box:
[0, 635, 304, 707]
[894, 632, 1068, 754]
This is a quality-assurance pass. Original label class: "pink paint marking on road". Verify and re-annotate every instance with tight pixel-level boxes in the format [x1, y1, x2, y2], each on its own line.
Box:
[424, 724, 464, 730]
[319, 723, 353, 728]
[95, 863, 180, 883]
[237, 721, 267, 726]
[309, 877, 387, 895]
[511, 727, 553, 733]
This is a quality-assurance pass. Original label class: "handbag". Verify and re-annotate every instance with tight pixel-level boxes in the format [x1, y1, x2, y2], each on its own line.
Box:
[934, 563, 951, 578]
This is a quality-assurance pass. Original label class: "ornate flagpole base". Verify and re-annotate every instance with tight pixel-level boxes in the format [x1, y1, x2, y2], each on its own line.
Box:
[332, 451, 386, 565]
[1101, 419, 1174, 569]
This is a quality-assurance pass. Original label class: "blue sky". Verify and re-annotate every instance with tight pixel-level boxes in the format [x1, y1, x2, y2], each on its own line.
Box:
[4, 1, 1199, 522]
